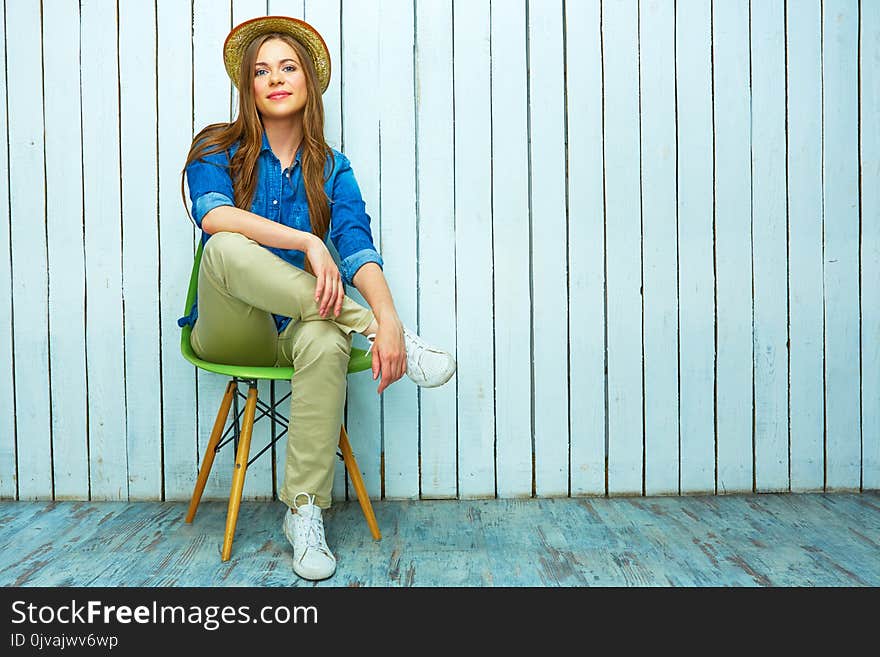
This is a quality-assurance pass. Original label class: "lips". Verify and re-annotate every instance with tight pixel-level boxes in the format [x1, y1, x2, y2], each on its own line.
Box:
[267, 92, 291, 100]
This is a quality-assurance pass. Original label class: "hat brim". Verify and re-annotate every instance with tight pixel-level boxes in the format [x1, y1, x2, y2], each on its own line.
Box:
[223, 16, 331, 94]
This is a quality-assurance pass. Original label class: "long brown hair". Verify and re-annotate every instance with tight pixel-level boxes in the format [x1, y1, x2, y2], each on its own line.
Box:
[180, 33, 333, 274]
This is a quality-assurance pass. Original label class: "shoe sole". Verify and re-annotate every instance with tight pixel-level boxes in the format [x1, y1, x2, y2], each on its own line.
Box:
[292, 561, 336, 581]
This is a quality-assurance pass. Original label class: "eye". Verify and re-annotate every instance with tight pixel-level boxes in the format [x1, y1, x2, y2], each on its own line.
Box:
[255, 69, 267, 76]
[284, 65, 296, 72]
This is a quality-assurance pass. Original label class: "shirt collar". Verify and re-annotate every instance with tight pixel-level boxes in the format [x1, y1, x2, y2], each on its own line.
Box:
[260, 130, 302, 166]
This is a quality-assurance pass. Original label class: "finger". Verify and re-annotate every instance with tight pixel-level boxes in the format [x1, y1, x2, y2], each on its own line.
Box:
[328, 275, 339, 317]
[327, 272, 337, 313]
[314, 267, 324, 305]
[388, 354, 400, 383]
[384, 355, 398, 388]
[396, 355, 406, 382]
[378, 363, 390, 394]
[371, 346, 381, 381]
[385, 361, 400, 391]
[334, 275, 344, 317]
[326, 272, 336, 312]
[321, 272, 333, 316]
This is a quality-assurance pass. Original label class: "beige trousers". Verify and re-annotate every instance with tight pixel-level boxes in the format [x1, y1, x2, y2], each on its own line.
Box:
[190, 231, 374, 509]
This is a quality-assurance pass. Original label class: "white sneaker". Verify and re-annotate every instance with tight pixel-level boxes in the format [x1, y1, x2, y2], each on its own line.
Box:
[282, 492, 336, 581]
[366, 326, 456, 388]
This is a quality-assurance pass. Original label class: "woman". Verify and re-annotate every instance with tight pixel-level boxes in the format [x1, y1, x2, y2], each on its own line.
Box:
[180, 16, 455, 581]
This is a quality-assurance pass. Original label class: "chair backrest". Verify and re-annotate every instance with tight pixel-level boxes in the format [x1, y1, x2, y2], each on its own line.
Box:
[183, 240, 205, 320]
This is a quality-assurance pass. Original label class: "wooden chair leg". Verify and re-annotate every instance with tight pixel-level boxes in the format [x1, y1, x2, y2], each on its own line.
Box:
[339, 425, 381, 540]
[221, 384, 258, 562]
[186, 380, 236, 523]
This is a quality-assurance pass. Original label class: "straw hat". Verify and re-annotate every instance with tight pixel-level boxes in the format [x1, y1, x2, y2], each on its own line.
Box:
[223, 16, 331, 93]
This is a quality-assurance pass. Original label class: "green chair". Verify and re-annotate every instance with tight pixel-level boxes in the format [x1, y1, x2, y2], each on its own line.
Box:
[180, 240, 381, 561]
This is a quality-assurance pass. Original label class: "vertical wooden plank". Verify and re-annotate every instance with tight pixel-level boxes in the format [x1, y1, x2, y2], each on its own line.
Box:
[193, 0, 233, 500]
[529, 0, 568, 496]
[751, 1, 789, 491]
[567, 0, 606, 496]
[269, 0, 302, 17]
[676, 0, 715, 493]
[823, 0, 861, 490]
[158, 0, 197, 500]
[0, 0, 15, 499]
[714, 0, 752, 494]
[378, 0, 419, 500]
[415, 0, 458, 498]
[304, 0, 348, 504]
[44, 0, 89, 500]
[6, 0, 50, 499]
[304, 0, 338, 149]
[603, 0, 643, 495]
[453, 0, 495, 498]
[641, 0, 679, 495]
[787, 0, 825, 491]
[80, 0, 128, 500]
[341, 0, 383, 499]
[82, 0, 128, 500]
[233, 0, 274, 503]
[120, 0, 162, 500]
[491, 0, 531, 497]
[862, 0, 880, 490]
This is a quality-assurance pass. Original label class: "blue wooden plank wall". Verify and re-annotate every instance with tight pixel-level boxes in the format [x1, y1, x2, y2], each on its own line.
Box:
[0, 0, 876, 502]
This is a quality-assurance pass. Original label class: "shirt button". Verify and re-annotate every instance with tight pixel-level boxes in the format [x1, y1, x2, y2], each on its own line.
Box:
[273, 199, 278, 205]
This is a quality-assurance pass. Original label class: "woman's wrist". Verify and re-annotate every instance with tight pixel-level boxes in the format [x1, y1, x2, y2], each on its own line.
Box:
[289, 229, 319, 252]
[373, 306, 401, 327]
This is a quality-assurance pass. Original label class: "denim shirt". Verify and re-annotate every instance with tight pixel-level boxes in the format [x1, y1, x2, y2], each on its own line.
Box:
[178, 131, 383, 333]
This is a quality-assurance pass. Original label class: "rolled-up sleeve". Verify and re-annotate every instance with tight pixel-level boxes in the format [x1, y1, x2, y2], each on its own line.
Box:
[329, 155, 384, 285]
[185, 147, 235, 228]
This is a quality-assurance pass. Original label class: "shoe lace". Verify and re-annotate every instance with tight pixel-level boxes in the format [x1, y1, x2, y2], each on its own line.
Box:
[303, 514, 327, 552]
[403, 330, 428, 370]
[293, 492, 329, 554]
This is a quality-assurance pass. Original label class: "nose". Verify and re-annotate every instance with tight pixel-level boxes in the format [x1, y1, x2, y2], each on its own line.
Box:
[269, 68, 282, 85]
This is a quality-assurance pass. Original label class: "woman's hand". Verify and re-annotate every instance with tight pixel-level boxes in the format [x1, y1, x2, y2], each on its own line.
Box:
[371, 315, 406, 394]
[304, 235, 344, 318]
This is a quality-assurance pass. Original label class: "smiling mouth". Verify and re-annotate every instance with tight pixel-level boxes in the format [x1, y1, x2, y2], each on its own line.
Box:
[268, 93, 291, 100]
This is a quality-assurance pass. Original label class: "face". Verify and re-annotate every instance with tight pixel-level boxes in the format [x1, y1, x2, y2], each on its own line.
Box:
[252, 38, 308, 121]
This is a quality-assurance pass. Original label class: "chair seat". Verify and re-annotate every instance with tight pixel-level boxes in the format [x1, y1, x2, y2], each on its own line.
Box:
[180, 324, 373, 380]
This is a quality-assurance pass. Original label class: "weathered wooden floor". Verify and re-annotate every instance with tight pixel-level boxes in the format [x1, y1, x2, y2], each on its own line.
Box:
[1, 493, 877, 587]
